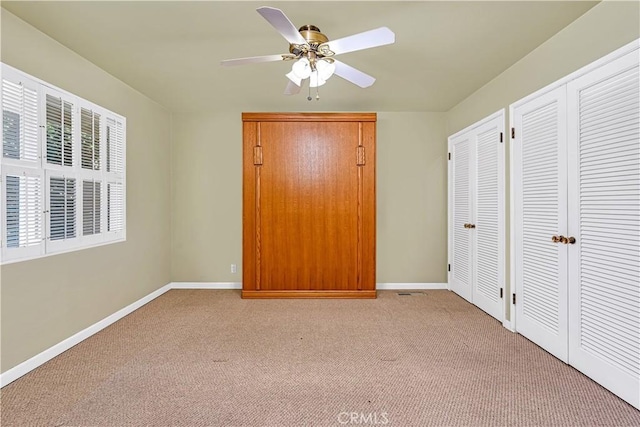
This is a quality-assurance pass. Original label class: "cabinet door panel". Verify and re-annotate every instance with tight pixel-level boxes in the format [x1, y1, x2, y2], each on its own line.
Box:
[450, 135, 473, 302]
[567, 50, 640, 408]
[259, 121, 359, 291]
[513, 86, 568, 362]
[473, 116, 504, 321]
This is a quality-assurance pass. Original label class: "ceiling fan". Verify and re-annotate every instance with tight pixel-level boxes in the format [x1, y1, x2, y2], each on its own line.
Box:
[221, 7, 395, 99]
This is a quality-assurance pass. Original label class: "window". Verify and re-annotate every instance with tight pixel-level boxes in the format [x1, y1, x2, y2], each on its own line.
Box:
[1, 64, 126, 263]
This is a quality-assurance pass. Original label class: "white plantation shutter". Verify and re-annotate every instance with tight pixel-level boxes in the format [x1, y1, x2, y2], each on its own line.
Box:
[82, 179, 101, 236]
[105, 114, 125, 239]
[567, 50, 640, 408]
[48, 175, 77, 242]
[1, 168, 44, 261]
[45, 92, 74, 167]
[81, 107, 101, 171]
[106, 117, 124, 173]
[2, 75, 39, 165]
[107, 182, 124, 233]
[513, 86, 569, 362]
[472, 116, 504, 321]
[450, 135, 473, 302]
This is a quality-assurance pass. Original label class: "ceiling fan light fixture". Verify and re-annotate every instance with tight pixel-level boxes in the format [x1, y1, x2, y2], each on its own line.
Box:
[221, 7, 396, 98]
[285, 71, 302, 86]
[291, 57, 311, 79]
[316, 59, 336, 80]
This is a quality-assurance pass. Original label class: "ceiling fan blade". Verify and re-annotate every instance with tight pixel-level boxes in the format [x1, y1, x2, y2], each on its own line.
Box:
[321, 27, 395, 56]
[220, 54, 285, 67]
[257, 7, 308, 46]
[333, 60, 376, 88]
[284, 79, 303, 96]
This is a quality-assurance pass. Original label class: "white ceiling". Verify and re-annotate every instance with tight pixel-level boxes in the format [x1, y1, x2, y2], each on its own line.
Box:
[2, 1, 598, 112]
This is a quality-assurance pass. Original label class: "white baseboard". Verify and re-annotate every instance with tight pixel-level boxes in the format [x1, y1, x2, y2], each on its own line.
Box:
[0, 283, 172, 388]
[170, 282, 448, 291]
[376, 283, 448, 290]
[170, 282, 242, 290]
[0, 280, 447, 387]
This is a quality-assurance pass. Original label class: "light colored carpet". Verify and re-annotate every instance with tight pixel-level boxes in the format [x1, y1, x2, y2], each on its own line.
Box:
[1, 289, 639, 426]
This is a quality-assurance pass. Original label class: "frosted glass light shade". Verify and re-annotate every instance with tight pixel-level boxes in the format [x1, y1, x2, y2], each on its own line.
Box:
[316, 60, 335, 80]
[286, 71, 302, 86]
[309, 71, 326, 88]
[291, 58, 311, 79]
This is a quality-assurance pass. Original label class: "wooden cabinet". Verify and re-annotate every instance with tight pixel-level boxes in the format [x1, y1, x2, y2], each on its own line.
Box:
[242, 113, 376, 298]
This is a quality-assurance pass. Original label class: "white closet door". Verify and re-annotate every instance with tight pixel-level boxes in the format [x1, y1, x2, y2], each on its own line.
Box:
[567, 50, 640, 408]
[473, 116, 504, 321]
[450, 134, 473, 302]
[513, 86, 569, 362]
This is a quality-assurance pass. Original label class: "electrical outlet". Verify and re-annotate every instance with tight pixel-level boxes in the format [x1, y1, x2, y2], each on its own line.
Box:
[231, 264, 237, 274]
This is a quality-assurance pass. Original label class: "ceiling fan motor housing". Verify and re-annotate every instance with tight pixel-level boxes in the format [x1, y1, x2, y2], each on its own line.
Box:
[290, 25, 330, 56]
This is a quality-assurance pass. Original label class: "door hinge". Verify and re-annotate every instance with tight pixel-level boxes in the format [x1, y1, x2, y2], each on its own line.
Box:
[511, 127, 515, 139]
[448, 152, 451, 160]
[253, 146, 263, 165]
[448, 263, 451, 272]
[356, 146, 366, 166]
[500, 132, 504, 143]
[512, 293, 516, 305]
[500, 288, 503, 299]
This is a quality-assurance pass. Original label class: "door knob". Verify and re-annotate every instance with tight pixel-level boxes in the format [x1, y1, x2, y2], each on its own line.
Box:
[469, 224, 476, 229]
[551, 235, 562, 243]
[463, 223, 469, 228]
[565, 236, 576, 244]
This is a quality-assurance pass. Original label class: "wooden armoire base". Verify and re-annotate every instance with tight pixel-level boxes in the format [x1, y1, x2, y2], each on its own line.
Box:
[242, 113, 376, 299]
[242, 290, 377, 299]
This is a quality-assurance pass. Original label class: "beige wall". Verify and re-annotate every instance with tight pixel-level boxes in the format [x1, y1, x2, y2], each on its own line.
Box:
[0, 11, 172, 372]
[171, 111, 243, 282]
[446, 1, 640, 319]
[376, 113, 447, 283]
[171, 112, 448, 284]
[447, 1, 640, 135]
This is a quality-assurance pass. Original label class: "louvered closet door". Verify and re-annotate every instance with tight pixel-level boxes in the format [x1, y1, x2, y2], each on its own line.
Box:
[513, 86, 569, 362]
[567, 51, 640, 408]
[472, 116, 504, 321]
[450, 134, 473, 302]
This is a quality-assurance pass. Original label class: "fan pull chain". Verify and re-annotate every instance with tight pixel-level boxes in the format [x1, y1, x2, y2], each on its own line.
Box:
[306, 71, 321, 101]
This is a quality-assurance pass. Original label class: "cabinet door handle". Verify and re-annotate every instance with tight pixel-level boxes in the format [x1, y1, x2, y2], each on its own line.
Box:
[469, 224, 476, 229]
[552, 235, 576, 244]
